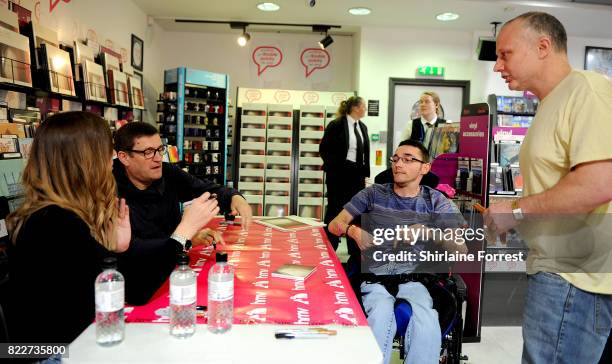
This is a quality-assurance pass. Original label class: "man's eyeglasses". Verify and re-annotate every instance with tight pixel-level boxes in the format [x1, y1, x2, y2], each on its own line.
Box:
[390, 154, 427, 165]
[126, 145, 166, 159]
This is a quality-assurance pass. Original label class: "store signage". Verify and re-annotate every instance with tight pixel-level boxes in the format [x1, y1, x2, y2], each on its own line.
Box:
[416, 66, 445, 77]
[252, 46, 283, 76]
[303, 91, 320, 104]
[274, 90, 291, 103]
[50, 0, 72, 14]
[300, 48, 331, 77]
[331, 93, 347, 105]
[245, 89, 263, 102]
[367, 99, 379, 116]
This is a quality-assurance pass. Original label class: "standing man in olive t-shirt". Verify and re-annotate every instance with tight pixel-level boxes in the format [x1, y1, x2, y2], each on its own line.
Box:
[485, 12, 612, 363]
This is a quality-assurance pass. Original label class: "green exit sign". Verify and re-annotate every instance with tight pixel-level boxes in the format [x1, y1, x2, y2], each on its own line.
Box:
[417, 66, 445, 77]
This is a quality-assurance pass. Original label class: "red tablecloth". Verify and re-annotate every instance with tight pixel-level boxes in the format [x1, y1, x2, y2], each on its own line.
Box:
[125, 218, 367, 326]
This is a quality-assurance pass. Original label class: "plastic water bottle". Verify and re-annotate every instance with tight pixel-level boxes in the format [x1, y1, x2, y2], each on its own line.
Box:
[207, 253, 234, 334]
[170, 253, 197, 338]
[95, 257, 125, 346]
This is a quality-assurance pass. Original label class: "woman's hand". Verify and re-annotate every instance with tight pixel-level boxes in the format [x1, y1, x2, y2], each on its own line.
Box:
[114, 198, 131, 253]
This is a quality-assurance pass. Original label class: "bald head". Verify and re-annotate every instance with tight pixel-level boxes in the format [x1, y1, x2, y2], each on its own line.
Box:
[504, 12, 567, 54]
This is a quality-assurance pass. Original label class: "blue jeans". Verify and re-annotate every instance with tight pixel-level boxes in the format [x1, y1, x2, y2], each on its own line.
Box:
[522, 272, 612, 364]
[361, 281, 440, 364]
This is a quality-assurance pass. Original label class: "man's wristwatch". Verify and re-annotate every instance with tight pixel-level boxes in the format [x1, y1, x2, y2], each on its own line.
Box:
[511, 199, 524, 221]
[170, 233, 192, 251]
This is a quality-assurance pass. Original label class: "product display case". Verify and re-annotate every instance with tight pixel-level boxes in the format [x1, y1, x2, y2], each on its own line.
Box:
[237, 103, 267, 216]
[264, 104, 293, 217]
[160, 68, 230, 185]
[234, 87, 354, 217]
[297, 105, 325, 220]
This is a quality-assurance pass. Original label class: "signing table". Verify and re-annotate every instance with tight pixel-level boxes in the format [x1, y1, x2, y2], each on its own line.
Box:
[67, 218, 382, 363]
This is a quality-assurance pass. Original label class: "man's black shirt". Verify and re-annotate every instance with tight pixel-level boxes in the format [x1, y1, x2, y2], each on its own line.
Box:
[113, 159, 241, 304]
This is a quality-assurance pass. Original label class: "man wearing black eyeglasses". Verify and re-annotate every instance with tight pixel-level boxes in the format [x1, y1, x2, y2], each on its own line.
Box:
[112, 122, 251, 304]
[328, 139, 467, 364]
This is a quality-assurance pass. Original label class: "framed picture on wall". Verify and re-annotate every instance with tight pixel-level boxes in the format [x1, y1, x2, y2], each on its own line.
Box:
[131, 34, 143, 71]
[584, 46, 612, 78]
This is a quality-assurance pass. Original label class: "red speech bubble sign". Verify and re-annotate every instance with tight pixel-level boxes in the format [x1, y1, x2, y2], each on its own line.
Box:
[274, 90, 291, 103]
[252, 46, 283, 76]
[332, 93, 347, 105]
[300, 48, 330, 78]
[245, 89, 262, 102]
[303, 91, 319, 104]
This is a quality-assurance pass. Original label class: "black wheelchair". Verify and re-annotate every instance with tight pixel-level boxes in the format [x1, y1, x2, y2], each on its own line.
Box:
[356, 272, 468, 364]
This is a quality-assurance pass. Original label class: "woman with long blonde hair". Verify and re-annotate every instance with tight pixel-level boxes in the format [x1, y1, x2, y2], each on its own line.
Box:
[6, 111, 130, 347]
[319, 96, 370, 269]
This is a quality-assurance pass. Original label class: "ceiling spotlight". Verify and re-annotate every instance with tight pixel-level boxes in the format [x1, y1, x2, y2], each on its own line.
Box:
[237, 29, 251, 47]
[257, 2, 280, 12]
[436, 12, 459, 21]
[348, 7, 371, 16]
[318, 34, 333, 49]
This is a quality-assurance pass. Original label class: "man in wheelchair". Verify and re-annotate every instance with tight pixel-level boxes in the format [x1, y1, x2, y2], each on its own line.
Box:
[329, 139, 468, 364]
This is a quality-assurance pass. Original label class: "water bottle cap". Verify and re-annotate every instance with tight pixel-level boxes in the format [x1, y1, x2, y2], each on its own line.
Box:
[102, 257, 117, 269]
[215, 252, 228, 263]
[177, 252, 190, 265]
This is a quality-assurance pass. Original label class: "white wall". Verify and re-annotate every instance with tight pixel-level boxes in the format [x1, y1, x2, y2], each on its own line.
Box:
[24, 0, 164, 122]
[568, 36, 612, 70]
[23, 0, 612, 136]
[156, 30, 355, 102]
[356, 25, 612, 172]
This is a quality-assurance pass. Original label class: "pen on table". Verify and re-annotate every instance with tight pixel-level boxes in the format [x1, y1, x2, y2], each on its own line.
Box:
[275, 328, 337, 335]
[274, 332, 330, 339]
[274, 328, 337, 339]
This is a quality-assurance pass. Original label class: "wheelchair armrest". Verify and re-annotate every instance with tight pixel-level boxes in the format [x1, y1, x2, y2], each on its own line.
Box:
[452, 273, 467, 303]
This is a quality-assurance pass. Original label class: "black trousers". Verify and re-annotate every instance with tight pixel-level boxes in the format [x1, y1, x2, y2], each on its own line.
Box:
[323, 161, 367, 260]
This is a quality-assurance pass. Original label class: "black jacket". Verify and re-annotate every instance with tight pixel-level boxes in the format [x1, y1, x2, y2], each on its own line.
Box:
[409, 117, 445, 145]
[113, 159, 241, 304]
[319, 116, 370, 177]
[7, 205, 110, 344]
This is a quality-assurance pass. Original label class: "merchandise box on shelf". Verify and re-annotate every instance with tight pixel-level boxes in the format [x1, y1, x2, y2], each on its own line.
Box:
[108, 69, 129, 107]
[82, 59, 107, 102]
[0, 6, 18, 32]
[22, 21, 58, 71]
[128, 75, 144, 110]
[0, 27, 32, 87]
[40, 43, 75, 97]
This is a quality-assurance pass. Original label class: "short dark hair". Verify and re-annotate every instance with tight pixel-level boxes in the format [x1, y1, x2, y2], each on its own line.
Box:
[507, 12, 567, 53]
[114, 122, 159, 152]
[397, 139, 430, 163]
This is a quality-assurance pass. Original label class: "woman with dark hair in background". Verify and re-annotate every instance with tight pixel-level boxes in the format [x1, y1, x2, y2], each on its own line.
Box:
[320, 96, 370, 271]
[6, 112, 131, 352]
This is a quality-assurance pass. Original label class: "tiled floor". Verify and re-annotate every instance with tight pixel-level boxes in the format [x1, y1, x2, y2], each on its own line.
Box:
[461, 326, 523, 364]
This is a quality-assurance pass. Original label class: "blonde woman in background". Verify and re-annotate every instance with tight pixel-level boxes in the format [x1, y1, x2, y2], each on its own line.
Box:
[320, 96, 370, 275]
[6, 112, 130, 353]
[400, 91, 446, 151]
